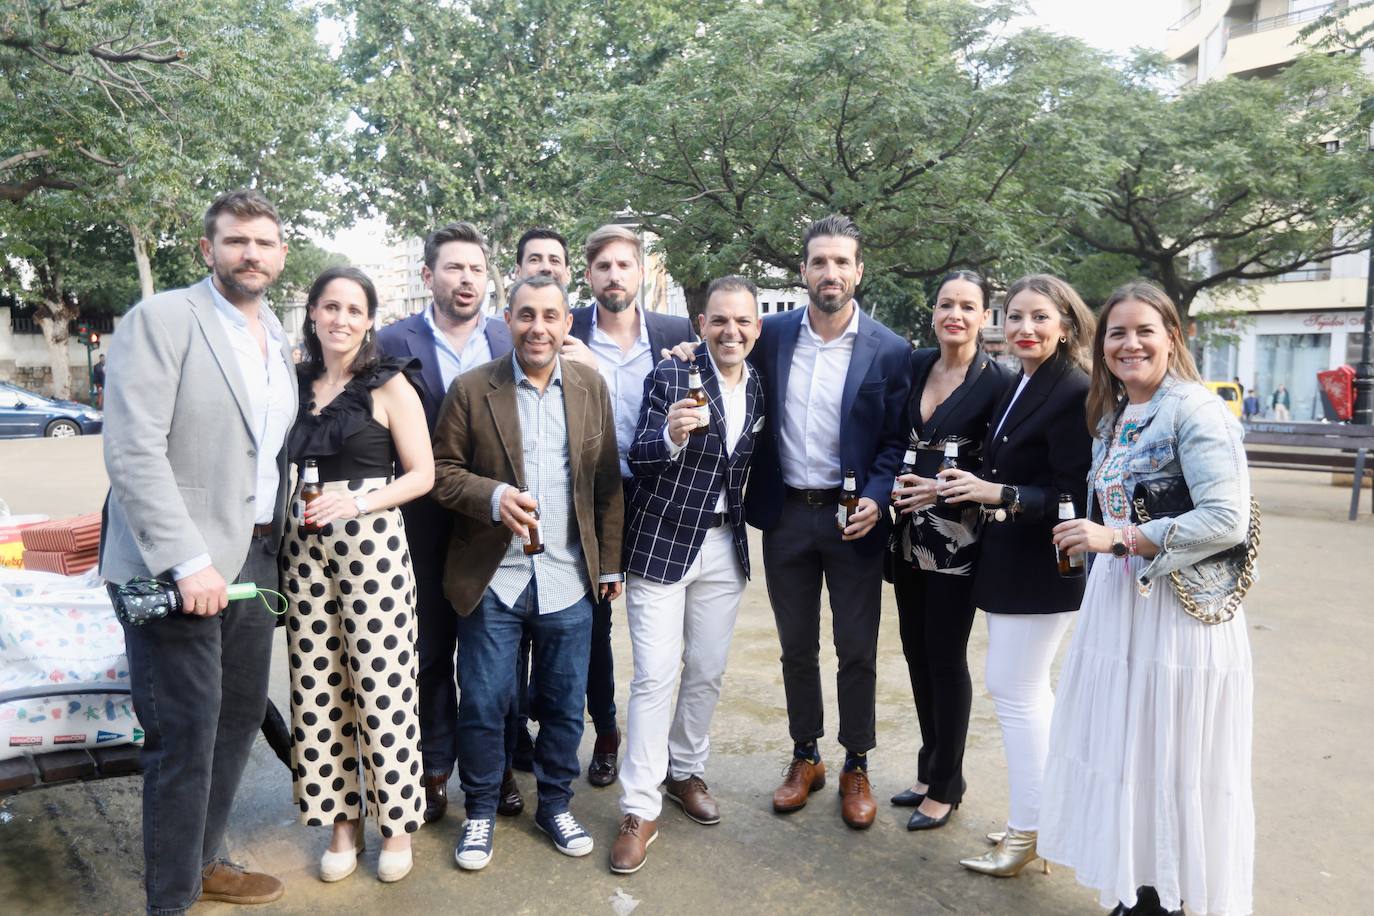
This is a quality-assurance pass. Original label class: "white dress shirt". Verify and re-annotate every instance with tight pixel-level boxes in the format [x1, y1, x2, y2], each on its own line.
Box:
[779, 304, 860, 489]
[665, 351, 749, 512]
[586, 305, 653, 479]
[993, 374, 1032, 439]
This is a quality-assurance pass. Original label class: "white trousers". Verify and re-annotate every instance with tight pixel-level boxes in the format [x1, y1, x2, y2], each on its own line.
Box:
[619, 525, 746, 820]
[984, 611, 1073, 832]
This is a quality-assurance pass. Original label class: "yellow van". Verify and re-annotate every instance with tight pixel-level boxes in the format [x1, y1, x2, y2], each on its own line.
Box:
[1205, 381, 1243, 418]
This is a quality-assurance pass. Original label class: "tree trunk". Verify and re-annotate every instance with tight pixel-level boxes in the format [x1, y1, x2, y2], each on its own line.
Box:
[683, 283, 709, 326]
[34, 300, 78, 400]
[129, 222, 156, 300]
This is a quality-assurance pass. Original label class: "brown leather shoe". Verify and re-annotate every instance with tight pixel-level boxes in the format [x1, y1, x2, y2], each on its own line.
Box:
[587, 729, 621, 787]
[839, 767, 877, 830]
[609, 814, 658, 874]
[198, 860, 284, 905]
[664, 774, 720, 825]
[422, 770, 450, 824]
[772, 757, 826, 813]
[497, 767, 524, 817]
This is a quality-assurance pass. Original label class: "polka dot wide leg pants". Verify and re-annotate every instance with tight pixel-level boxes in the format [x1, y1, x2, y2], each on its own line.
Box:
[282, 477, 425, 838]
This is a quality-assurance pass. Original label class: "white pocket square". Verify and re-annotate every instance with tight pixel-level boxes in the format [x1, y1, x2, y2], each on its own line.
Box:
[752, 415, 766, 433]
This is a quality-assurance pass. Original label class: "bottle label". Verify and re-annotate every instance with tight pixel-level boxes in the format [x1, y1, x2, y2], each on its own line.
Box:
[837, 505, 849, 528]
[694, 405, 710, 428]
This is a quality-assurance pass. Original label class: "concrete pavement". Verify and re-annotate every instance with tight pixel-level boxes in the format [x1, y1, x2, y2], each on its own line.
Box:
[0, 435, 1370, 914]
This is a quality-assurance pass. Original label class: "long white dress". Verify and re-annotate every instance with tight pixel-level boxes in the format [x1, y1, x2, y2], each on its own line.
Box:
[1039, 404, 1255, 915]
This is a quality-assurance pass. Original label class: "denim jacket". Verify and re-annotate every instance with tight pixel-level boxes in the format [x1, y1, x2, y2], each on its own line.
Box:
[1089, 375, 1254, 612]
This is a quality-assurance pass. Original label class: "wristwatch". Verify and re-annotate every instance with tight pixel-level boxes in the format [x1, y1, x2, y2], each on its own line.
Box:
[992, 485, 1020, 523]
[353, 495, 371, 518]
[1110, 528, 1128, 558]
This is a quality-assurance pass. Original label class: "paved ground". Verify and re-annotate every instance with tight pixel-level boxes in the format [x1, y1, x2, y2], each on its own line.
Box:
[0, 435, 1370, 915]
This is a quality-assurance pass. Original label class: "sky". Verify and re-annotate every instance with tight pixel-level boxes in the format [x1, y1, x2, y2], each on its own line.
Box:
[320, 2, 1179, 262]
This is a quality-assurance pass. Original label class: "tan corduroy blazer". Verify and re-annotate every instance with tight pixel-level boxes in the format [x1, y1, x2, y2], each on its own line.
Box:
[430, 354, 623, 616]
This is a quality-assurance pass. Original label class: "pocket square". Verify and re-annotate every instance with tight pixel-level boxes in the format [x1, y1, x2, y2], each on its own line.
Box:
[752, 415, 766, 433]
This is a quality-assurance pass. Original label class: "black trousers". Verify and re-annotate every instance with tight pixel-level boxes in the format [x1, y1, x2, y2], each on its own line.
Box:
[892, 559, 976, 805]
[410, 502, 458, 776]
[762, 498, 883, 754]
[121, 535, 279, 915]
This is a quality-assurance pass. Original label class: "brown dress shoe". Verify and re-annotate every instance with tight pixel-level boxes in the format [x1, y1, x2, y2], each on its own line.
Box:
[587, 729, 621, 787]
[422, 771, 450, 824]
[497, 767, 524, 817]
[609, 814, 658, 874]
[772, 757, 826, 813]
[664, 774, 720, 825]
[839, 768, 877, 830]
[198, 860, 284, 905]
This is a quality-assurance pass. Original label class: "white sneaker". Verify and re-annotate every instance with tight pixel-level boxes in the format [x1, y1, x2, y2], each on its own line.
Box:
[455, 818, 494, 871]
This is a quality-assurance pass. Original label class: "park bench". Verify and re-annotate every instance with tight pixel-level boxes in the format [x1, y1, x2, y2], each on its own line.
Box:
[1243, 421, 1374, 521]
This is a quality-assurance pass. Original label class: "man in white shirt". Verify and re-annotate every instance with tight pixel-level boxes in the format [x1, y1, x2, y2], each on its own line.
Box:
[100, 190, 296, 912]
[609, 277, 765, 874]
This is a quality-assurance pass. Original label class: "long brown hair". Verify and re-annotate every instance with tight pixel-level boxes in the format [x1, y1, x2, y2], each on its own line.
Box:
[1085, 281, 1202, 432]
[1002, 274, 1095, 372]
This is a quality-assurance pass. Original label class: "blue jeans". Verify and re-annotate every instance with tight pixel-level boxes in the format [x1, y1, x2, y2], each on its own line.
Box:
[456, 585, 592, 819]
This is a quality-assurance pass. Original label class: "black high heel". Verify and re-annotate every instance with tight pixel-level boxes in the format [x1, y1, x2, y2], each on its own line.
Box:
[889, 787, 925, 807]
[906, 801, 958, 831]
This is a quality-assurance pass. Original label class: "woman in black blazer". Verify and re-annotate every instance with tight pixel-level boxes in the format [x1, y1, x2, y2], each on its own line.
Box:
[938, 274, 1095, 877]
[888, 271, 1011, 832]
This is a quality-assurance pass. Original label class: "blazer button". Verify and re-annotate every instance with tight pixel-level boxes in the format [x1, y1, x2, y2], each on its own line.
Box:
[247, 448, 257, 458]
[1002, 435, 1008, 442]
[246, 495, 256, 503]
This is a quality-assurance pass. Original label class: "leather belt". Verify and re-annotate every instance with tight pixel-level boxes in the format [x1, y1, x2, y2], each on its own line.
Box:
[251, 523, 274, 538]
[707, 512, 730, 529]
[784, 486, 841, 507]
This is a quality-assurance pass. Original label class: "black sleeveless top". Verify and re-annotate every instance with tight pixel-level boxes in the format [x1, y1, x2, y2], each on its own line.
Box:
[288, 357, 422, 482]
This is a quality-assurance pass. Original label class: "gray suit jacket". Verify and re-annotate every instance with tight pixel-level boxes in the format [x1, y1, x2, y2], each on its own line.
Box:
[99, 280, 298, 584]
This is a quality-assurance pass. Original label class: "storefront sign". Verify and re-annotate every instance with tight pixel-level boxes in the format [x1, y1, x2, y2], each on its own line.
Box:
[1302, 313, 1369, 331]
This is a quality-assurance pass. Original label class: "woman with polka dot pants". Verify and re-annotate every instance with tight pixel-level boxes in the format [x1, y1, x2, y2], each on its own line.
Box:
[282, 267, 435, 883]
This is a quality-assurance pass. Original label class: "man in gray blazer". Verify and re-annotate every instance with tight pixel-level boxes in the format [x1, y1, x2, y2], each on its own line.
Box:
[101, 189, 296, 914]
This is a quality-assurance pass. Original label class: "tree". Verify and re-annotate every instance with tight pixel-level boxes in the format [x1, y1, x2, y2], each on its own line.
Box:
[1063, 53, 1374, 318]
[1300, 0, 1374, 52]
[564, 4, 1124, 331]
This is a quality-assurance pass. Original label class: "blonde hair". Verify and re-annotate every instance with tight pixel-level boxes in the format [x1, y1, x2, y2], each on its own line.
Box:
[583, 224, 643, 268]
[1085, 280, 1202, 432]
[1002, 274, 1095, 372]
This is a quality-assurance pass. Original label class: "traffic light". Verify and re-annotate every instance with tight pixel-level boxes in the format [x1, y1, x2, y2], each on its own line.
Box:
[89, 332, 100, 348]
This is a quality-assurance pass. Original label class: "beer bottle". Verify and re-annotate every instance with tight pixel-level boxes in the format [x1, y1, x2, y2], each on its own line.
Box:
[687, 366, 710, 438]
[298, 459, 323, 535]
[520, 485, 544, 556]
[837, 469, 859, 531]
[934, 441, 959, 508]
[891, 447, 918, 506]
[1056, 494, 1085, 577]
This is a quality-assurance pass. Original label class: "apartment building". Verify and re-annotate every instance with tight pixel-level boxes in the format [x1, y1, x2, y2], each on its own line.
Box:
[1167, 0, 1374, 419]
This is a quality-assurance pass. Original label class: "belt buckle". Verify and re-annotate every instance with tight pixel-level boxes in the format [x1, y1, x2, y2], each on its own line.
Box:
[805, 490, 829, 507]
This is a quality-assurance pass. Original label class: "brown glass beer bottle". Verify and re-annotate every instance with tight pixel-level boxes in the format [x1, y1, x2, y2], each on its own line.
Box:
[520, 485, 544, 556]
[934, 441, 959, 508]
[892, 447, 918, 506]
[687, 366, 710, 438]
[299, 459, 323, 535]
[1056, 493, 1085, 577]
[837, 469, 859, 531]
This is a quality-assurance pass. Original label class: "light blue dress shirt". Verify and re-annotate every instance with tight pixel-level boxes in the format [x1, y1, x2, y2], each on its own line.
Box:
[586, 306, 653, 479]
[424, 305, 492, 392]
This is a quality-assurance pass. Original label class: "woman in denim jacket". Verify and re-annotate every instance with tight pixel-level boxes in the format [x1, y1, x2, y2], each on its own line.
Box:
[1042, 281, 1254, 916]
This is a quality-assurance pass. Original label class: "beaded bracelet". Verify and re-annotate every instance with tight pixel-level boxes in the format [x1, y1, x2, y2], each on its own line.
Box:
[1123, 525, 1138, 557]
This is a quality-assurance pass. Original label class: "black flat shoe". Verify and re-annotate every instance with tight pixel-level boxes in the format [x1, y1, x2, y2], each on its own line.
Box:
[889, 788, 925, 807]
[906, 803, 957, 831]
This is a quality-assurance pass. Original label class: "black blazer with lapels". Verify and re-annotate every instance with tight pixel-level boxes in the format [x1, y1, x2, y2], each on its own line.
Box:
[970, 351, 1092, 615]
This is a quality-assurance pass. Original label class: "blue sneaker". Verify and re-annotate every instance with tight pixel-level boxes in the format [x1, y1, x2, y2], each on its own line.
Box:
[534, 809, 594, 857]
[454, 817, 494, 870]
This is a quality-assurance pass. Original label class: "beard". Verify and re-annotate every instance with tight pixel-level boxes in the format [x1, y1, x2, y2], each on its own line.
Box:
[435, 286, 482, 322]
[594, 287, 634, 313]
[807, 279, 853, 314]
[214, 262, 273, 301]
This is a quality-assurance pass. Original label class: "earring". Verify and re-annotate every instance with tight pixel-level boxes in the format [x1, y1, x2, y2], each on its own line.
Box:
[1059, 336, 1067, 344]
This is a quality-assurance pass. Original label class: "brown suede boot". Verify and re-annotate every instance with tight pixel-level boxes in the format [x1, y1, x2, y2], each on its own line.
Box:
[198, 860, 284, 905]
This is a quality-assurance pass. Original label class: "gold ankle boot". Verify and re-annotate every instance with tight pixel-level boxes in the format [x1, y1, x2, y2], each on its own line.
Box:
[958, 827, 1049, 877]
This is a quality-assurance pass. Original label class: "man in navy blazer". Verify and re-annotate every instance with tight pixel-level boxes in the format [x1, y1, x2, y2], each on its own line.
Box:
[376, 221, 512, 824]
[558, 224, 694, 789]
[609, 276, 765, 874]
[748, 215, 911, 830]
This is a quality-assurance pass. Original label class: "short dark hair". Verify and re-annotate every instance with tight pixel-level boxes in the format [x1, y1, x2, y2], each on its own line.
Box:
[933, 270, 992, 310]
[802, 213, 862, 264]
[300, 266, 381, 380]
[423, 221, 491, 271]
[203, 189, 281, 242]
[515, 228, 569, 267]
[705, 275, 758, 305]
[506, 274, 569, 312]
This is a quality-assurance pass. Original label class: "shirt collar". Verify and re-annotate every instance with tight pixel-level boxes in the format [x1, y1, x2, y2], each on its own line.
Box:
[800, 301, 861, 344]
[511, 351, 563, 389]
[591, 302, 651, 347]
[204, 276, 284, 341]
[425, 303, 487, 345]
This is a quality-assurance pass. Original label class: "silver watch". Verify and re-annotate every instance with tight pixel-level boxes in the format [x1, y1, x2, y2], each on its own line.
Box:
[352, 495, 371, 517]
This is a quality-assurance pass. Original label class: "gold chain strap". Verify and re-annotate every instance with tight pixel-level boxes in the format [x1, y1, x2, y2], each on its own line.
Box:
[1132, 495, 1261, 626]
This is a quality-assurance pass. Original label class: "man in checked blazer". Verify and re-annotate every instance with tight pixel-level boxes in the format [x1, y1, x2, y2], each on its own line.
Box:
[609, 276, 765, 874]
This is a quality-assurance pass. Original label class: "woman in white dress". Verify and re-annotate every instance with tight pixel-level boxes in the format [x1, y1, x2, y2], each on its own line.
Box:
[1044, 281, 1255, 916]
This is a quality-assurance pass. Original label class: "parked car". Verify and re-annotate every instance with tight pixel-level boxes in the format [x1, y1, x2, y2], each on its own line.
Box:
[1204, 380, 1243, 419]
[0, 382, 103, 439]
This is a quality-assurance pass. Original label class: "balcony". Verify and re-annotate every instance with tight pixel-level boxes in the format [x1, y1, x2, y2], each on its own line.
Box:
[1169, 5, 1203, 31]
[1228, 2, 1342, 39]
